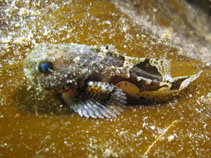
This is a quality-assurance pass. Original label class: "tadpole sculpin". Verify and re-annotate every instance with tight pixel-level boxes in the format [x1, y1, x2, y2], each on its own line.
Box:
[23, 43, 202, 119]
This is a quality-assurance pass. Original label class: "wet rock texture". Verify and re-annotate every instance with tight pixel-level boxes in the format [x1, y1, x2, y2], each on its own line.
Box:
[0, 0, 210, 157]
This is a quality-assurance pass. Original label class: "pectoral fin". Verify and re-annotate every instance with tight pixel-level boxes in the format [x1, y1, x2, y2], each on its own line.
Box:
[71, 99, 123, 119]
[62, 81, 127, 119]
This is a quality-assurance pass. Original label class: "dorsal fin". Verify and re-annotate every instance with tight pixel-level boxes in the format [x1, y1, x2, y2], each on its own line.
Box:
[125, 57, 172, 82]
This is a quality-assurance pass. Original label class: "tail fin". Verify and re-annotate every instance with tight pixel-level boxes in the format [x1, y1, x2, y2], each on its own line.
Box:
[171, 71, 202, 91]
[137, 71, 202, 103]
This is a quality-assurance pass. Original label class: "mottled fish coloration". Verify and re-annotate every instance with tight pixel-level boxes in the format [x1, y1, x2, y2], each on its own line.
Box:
[23, 43, 202, 119]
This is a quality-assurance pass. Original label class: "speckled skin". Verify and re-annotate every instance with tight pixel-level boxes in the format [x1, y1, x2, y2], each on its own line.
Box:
[24, 43, 109, 92]
[23, 43, 202, 118]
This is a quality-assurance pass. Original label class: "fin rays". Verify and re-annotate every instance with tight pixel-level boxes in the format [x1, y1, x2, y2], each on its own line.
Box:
[68, 81, 127, 119]
[71, 99, 125, 119]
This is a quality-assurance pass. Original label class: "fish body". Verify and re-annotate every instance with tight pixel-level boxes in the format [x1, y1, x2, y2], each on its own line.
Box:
[23, 43, 201, 119]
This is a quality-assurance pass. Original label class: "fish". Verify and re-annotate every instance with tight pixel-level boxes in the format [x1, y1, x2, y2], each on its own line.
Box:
[23, 43, 202, 119]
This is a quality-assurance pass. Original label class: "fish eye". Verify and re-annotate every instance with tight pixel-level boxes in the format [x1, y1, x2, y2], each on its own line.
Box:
[38, 61, 54, 73]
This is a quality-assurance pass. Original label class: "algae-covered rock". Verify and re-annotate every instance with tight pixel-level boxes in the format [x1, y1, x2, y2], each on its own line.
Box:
[0, 0, 210, 157]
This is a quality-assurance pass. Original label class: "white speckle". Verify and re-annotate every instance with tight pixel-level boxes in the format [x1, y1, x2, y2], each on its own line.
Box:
[102, 20, 111, 25]
[115, 69, 120, 74]
[168, 135, 175, 142]
[145, 79, 152, 85]
[122, 25, 128, 32]
[150, 126, 155, 130]
[160, 27, 174, 39]
[136, 130, 143, 136]
[19, 8, 28, 15]
[125, 71, 130, 78]
[73, 56, 80, 63]
[136, 77, 141, 81]
[153, 8, 157, 12]
[141, 34, 146, 38]
[67, 80, 73, 83]
[119, 131, 125, 135]
[164, 75, 173, 82]
[15, 23, 20, 28]
[88, 81, 93, 85]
